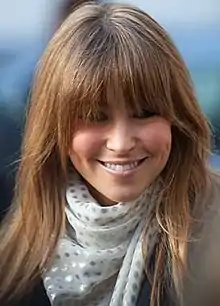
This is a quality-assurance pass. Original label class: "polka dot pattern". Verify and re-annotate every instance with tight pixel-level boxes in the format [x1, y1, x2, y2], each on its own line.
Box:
[43, 177, 159, 305]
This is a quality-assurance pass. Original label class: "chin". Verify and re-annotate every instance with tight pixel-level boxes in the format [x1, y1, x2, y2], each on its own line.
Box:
[107, 191, 143, 204]
[88, 184, 148, 206]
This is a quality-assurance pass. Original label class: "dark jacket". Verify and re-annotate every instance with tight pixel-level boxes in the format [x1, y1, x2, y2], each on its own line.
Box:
[5, 276, 154, 306]
[4, 173, 220, 306]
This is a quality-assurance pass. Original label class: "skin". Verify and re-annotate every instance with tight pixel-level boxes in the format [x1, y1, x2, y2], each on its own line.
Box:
[69, 91, 172, 206]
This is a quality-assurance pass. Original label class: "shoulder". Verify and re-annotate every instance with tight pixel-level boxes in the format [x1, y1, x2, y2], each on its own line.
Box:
[193, 169, 220, 252]
[200, 170, 220, 264]
[203, 170, 220, 263]
[193, 169, 220, 225]
[185, 170, 220, 305]
[201, 170, 220, 226]
[207, 169, 220, 201]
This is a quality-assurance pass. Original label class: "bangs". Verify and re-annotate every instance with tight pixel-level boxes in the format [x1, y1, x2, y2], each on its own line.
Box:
[56, 14, 176, 124]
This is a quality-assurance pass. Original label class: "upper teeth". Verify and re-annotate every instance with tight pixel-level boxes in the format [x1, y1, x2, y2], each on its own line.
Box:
[103, 161, 138, 171]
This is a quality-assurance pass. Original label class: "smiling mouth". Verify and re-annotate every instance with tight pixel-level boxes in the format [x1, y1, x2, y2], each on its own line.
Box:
[98, 157, 148, 172]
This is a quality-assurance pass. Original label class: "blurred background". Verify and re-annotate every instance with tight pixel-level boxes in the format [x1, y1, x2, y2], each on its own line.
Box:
[127, 0, 220, 156]
[0, 0, 219, 219]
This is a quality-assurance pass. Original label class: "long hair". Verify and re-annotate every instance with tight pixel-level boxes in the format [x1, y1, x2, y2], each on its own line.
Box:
[0, 2, 211, 305]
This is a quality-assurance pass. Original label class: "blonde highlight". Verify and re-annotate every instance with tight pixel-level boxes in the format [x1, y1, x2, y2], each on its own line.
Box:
[0, 2, 211, 305]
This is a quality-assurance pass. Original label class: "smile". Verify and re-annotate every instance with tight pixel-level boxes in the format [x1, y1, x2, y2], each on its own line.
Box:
[98, 158, 148, 174]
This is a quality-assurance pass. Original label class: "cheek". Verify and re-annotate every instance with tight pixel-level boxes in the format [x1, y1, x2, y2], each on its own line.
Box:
[141, 120, 172, 155]
[69, 129, 104, 160]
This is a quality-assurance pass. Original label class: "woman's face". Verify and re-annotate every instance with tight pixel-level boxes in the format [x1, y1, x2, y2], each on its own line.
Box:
[69, 93, 172, 206]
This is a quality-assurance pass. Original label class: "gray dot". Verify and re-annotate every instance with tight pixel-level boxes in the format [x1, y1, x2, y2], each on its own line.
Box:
[85, 216, 90, 221]
[74, 251, 79, 256]
[77, 213, 82, 218]
[132, 283, 138, 292]
[83, 194, 88, 198]
[112, 207, 118, 211]
[65, 252, 70, 258]
[131, 295, 136, 304]
[84, 272, 90, 277]
[58, 285, 63, 289]
[95, 272, 102, 276]
[73, 195, 77, 199]
[56, 254, 61, 260]
[101, 208, 107, 213]
[148, 233, 153, 240]
[136, 260, 142, 268]
[90, 261, 96, 266]
[75, 274, 80, 279]
[99, 295, 105, 301]
[70, 188, 75, 193]
[134, 271, 139, 279]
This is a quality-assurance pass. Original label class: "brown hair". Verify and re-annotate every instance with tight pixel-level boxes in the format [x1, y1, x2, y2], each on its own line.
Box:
[0, 2, 211, 305]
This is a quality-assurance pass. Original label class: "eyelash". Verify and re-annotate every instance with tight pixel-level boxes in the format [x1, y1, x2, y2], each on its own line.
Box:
[133, 110, 157, 119]
[90, 113, 108, 123]
[87, 109, 157, 123]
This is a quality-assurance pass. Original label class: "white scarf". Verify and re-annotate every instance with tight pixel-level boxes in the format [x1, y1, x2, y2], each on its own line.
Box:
[43, 177, 159, 306]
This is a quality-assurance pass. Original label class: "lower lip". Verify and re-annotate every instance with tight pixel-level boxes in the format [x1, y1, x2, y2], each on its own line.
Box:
[98, 159, 148, 177]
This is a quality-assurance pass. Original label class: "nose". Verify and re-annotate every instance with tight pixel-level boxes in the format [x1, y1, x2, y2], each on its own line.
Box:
[105, 120, 136, 153]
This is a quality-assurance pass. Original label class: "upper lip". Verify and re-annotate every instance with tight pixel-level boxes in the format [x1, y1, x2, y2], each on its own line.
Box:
[97, 157, 148, 164]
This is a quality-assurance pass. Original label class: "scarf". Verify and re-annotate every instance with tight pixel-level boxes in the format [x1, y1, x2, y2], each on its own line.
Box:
[43, 177, 159, 306]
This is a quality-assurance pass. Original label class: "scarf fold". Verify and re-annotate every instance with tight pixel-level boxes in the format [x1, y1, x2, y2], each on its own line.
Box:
[43, 178, 159, 306]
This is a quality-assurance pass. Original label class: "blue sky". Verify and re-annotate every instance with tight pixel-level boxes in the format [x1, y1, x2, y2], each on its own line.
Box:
[0, 0, 219, 65]
[0, 0, 219, 129]
[126, 0, 220, 27]
[118, 0, 220, 66]
[0, 0, 219, 38]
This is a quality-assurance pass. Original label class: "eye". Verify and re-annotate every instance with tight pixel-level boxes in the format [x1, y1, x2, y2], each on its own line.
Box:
[133, 109, 157, 119]
[87, 111, 109, 123]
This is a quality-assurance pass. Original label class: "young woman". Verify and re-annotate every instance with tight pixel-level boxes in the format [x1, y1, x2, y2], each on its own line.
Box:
[0, 2, 219, 306]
